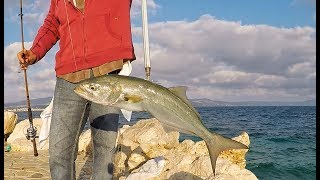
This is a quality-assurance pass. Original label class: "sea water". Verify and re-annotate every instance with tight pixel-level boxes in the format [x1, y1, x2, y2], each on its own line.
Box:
[16, 106, 316, 180]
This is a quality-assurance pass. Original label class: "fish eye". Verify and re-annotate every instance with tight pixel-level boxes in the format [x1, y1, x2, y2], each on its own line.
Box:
[89, 85, 96, 90]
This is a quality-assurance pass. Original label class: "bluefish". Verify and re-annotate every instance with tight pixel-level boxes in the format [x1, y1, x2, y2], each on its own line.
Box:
[74, 74, 248, 175]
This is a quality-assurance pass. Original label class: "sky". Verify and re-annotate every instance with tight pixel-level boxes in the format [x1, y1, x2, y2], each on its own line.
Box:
[4, 0, 316, 104]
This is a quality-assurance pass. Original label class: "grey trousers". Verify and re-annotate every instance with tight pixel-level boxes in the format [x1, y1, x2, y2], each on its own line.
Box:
[49, 77, 119, 180]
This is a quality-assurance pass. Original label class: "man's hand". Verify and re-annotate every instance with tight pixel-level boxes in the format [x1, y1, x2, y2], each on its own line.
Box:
[17, 49, 37, 70]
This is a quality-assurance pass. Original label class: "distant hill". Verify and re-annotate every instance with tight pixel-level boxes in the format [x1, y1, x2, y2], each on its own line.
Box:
[4, 97, 316, 109]
[4, 97, 52, 109]
[227, 99, 316, 106]
[191, 98, 233, 107]
[191, 98, 316, 107]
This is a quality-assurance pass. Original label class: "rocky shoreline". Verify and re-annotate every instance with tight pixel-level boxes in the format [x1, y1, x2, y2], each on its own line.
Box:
[4, 111, 257, 179]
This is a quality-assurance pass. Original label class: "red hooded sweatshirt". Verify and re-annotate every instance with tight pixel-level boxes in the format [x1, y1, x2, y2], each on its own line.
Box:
[30, 0, 136, 75]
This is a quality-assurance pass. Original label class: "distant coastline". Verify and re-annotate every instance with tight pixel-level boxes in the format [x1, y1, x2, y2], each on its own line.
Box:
[4, 107, 45, 112]
[4, 97, 316, 109]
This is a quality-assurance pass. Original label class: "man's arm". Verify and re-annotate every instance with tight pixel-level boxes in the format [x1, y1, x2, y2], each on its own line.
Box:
[30, 0, 60, 62]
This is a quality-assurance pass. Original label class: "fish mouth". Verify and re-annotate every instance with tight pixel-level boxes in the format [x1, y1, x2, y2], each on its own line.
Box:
[74, 86, 86, 97]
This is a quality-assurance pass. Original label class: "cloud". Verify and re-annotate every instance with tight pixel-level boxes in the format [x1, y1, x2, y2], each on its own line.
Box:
[131, 0, 160, 17]
[4, 11, 316, 103]
[130, 14, 316, 101]
[4, 42, 57, 104]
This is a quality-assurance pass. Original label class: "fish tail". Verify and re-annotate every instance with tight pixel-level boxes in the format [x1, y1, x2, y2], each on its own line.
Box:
[205, 133, 248, 176]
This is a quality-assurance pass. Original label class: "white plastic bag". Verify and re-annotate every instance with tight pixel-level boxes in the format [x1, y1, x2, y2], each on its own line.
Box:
[126, 156, 165, 180]
[38, 96, 54, 149]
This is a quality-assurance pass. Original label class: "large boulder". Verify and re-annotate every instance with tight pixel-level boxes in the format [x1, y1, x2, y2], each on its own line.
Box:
[7, 118, 93, 154]
[4, 111, 18, 141]
[7, 118, 44, 152]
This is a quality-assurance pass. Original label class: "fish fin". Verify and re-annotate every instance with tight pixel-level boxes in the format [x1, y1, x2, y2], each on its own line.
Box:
[168, 86, 201, 118]
[168, 86, 189, 102]
[123, 94, 143, 103]
[205, 133, 249, 176]
[121, 109, 132, 121]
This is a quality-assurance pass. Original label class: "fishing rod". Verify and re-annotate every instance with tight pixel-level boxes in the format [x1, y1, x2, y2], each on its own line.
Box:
[19, 0, 38, 157]
[141, 0, 151, 80]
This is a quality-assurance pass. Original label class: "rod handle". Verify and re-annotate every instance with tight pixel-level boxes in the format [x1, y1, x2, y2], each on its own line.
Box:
[32, 139, 38, 156]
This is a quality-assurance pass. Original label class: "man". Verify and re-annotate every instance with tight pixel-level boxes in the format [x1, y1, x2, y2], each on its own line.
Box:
[17, 0, 136, 179]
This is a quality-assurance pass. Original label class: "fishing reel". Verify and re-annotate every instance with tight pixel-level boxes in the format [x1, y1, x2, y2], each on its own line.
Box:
[24, 124, 39, 156]
[25, 125, 38, 140]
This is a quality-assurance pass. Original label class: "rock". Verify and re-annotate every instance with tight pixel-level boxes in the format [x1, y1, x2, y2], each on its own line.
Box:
[4, 111, 18, 141]
[187, 132, 250, 169]
[78, 129, 92, 156]
[128, 152, 147, 170]
[206, 159, 258, 180]
[7, 118, 43, 152]
[6, 117, 258, 179]
[117, 118, 179, 152]
[113, 119, 257, 180]
[7, 119, 93, 154]
[114, 118, 180, 174]
[114, 151, 128, 176]
[219, 132, 250, 168]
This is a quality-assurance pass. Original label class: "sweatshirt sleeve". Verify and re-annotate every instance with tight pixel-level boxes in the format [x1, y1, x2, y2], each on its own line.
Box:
[30, 0, 60, 62]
